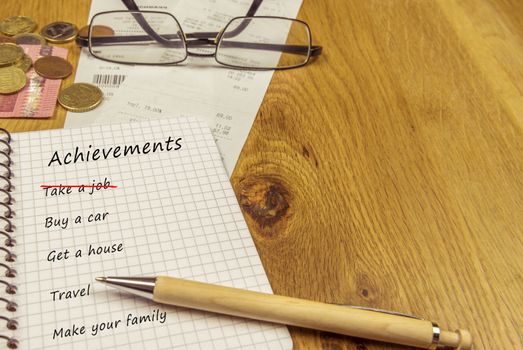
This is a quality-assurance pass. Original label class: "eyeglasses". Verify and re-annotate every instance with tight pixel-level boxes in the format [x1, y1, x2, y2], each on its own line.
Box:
[76, 10, 323, 70]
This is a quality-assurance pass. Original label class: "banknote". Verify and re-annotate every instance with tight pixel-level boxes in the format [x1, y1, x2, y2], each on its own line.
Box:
[0, 45, 67, 118]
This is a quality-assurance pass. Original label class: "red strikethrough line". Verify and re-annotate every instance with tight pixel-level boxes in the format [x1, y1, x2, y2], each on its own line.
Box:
[40, 185, 118, 189]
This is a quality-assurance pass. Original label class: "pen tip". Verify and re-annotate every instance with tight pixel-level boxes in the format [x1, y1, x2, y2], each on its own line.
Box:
[95, 277, 107, 283]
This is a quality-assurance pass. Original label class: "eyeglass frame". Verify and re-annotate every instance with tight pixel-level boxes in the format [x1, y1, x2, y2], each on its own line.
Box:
[76, 10, 323, 70]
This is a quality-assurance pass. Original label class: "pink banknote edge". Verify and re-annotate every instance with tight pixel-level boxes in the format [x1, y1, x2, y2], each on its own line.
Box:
[0, 45, 68, 118]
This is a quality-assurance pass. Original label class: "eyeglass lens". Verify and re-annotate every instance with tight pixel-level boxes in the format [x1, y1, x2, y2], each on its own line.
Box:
[217, 17, 311, 69]
[90, 11, 187, 64]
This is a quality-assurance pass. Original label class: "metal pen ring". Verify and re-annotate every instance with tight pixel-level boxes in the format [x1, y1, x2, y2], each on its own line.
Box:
[427, 322, 441, 350]
[0, 128, 11, 143]
[0, 335, 18, 349]
[0, 176, 12, 192]
[0, 263, 16, 278]
[0, 217, 13, 232]
[0, 316, 17, 330]
[0, 247, 15, 262]
[0, 140, 11, 155]
[0, 189, 13, 204]
[0, 280, 16, 294]
[0, 203, 12, 218]
[0, 164, 11, 179]
[0, 298, 17, 312]
[0, 231, 15, 247]
[0, 151, 11, 167]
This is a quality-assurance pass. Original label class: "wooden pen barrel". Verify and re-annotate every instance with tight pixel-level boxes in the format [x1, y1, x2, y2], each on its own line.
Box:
[153, 276, 472, 349]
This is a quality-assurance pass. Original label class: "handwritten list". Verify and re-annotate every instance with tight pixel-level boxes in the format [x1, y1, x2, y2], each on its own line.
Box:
[9, 118, 292, 349]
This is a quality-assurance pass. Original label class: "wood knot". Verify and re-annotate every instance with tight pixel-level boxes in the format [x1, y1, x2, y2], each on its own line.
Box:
[238, 176, 290, 237]
[320, 332, 344, 350]
[320, 332, 368, 350]
[355, 274, 378, 302]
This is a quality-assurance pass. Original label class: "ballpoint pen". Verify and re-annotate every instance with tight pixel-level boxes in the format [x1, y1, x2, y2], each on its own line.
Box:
[96, 275, 472, 349]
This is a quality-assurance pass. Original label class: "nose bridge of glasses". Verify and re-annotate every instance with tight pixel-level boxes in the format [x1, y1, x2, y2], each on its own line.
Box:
[185, 32, 221, 53]
[186, 32, 220, 40]
[186, 37, 218, 57]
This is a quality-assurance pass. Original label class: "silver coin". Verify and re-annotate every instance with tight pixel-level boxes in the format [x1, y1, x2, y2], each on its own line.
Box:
[14, 33, 46, 45]
[40, 21, 78, 43]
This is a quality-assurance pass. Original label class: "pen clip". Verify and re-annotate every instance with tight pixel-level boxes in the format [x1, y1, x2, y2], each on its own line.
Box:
[344, 305, 423, 320]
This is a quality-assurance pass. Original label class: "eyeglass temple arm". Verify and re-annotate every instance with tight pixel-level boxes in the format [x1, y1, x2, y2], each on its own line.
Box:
[217, 40, 323, 57]
[76, 33, 212, 46]
[81, 34, 322, 57]
[185, 38, 322, 57]
[228, 0, 265, 37]
[120, 0, 175, 46]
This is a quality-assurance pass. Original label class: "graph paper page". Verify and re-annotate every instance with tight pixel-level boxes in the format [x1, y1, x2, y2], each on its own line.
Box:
[8, 118, 292, 349]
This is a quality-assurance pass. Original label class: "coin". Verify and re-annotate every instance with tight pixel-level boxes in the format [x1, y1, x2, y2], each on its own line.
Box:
[0, 34, 16, 44]
[40, 22, 78, 43]
[14, 33, 46, 45]
[33, 56, 73, 79]
[0, 66, 27, 94]
[78, 25, 115, 38]
[0, 43, 24, 67]
[58, 83, 103, 112]
[14, 54, 32, 72]
[0, 16, 37, 36]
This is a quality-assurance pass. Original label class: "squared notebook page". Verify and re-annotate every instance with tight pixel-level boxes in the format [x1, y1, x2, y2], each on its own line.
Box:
[8, 118, 292, 350]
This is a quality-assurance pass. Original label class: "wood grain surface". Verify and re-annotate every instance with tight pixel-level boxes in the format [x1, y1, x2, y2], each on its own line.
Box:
[1, 1, 522, 349]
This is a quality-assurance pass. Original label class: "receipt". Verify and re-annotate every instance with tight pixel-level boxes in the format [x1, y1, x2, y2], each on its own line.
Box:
[66, 0, 304, 175]
[94, 67, 274, 175]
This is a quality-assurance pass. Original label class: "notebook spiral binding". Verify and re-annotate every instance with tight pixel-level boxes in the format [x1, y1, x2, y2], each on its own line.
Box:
[0, 128, 19, 349]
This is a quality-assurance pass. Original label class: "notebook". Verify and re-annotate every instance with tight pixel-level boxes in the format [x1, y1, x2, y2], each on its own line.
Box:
[0, 118, 292, 350]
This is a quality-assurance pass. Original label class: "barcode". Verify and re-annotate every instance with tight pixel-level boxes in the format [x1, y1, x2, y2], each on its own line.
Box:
[92, 74, 126, 87]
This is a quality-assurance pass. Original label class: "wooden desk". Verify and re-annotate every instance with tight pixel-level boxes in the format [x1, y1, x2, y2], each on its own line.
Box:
[2, 0, 522, 349]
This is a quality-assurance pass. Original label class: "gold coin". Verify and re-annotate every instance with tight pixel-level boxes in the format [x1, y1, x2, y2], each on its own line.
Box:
[0, 16, 37, 36]
[14, 32, 46, 45]
[58, 83, 103, 112]
[0, 43, 24, 67]
[0, 66, 27, 94]
[40, 22, 78, 44]
[14, 54, 32, 72]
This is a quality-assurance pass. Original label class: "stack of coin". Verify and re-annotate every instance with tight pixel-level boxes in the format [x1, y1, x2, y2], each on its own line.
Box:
[0, 16, 39, 94]
[0, 16, 76, 80]
[0, 17, 81, 44]
[0, 43, 30, 94]
[0, 15, 104, 112]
